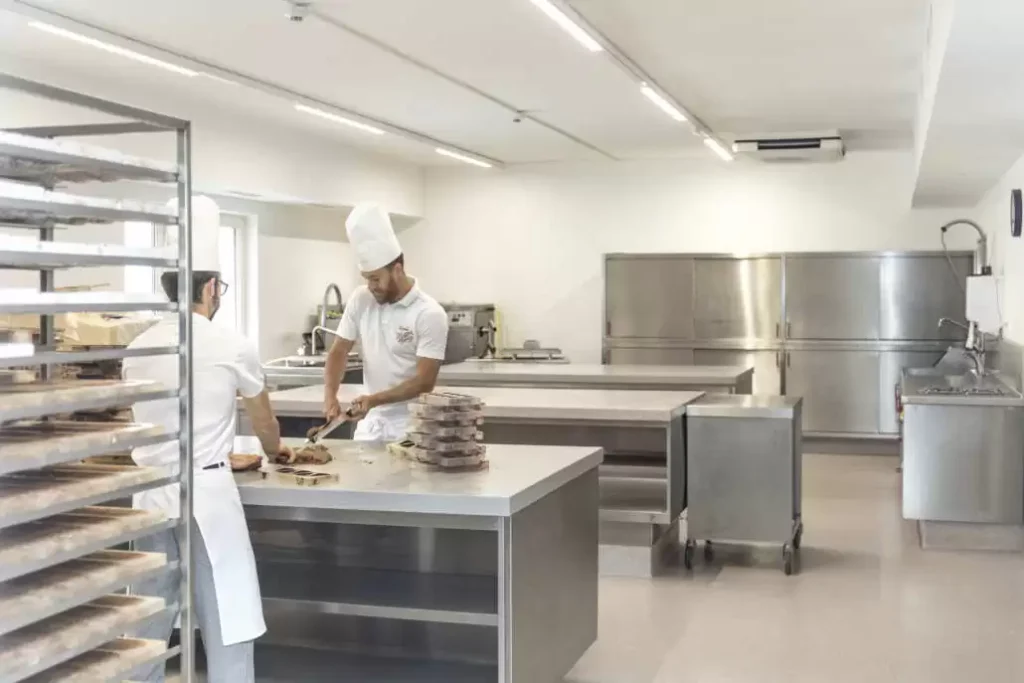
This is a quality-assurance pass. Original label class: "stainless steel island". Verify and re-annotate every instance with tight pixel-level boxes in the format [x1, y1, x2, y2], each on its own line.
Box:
[259, 384, 703, 577]
[439, 361, 753, 394]
[234, 437, 602, 682]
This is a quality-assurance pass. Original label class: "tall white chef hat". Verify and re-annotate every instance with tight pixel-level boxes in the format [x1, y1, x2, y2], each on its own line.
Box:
[345, 203, 401, 272]
[163, 195, 221, 272]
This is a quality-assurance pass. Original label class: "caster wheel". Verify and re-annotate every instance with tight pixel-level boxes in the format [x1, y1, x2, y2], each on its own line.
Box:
[703, 541, 714, 562]
[683, 542, 695, 570]
[783, 545, 795, 576]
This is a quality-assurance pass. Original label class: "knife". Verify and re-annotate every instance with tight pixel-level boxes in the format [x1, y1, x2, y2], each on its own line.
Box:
[304, 408, 353, 446]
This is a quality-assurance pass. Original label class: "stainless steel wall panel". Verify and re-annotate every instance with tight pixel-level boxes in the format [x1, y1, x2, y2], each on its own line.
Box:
[693, 257, 782, 340]
[605, 347, 695, 365]
[784, 256, 881, 340]
[605, 256, 694, 339]
[785, 350, 880, 433]
[692, 348, 781, 395]
[879, 255, 971, 341]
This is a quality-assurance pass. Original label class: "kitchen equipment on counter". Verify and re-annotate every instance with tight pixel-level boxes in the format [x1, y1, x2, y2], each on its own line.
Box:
[441, 303, 495, 363]
[482, 339, 567, 363]
[307, 283, 344, 356]
[685, 394, 803, 575]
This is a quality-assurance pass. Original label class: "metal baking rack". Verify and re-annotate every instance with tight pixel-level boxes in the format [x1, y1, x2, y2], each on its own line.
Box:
[0, 73, 196, 682]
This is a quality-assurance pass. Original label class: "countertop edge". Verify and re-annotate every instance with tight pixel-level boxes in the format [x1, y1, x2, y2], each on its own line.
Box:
[507, 447, 604, 515]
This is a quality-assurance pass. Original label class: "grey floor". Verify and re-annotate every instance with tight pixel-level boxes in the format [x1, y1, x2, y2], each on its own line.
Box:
[170, 454, 1024, 682]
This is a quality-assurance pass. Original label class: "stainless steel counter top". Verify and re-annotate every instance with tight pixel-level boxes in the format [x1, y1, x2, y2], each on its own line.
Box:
[439, 361, 752, 387]
[264, 383, 704, 424]
[900, 372, 1024, 407]
[233, 437, 602, 517]
[686, 394, 802, 419]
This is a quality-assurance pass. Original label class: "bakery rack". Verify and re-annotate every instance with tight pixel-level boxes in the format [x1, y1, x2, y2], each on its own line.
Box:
[0, 73, 196, 682]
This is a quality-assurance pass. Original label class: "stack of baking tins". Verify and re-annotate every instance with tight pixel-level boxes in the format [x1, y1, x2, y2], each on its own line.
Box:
[401, 392, 486, 470]
[0, 72, 194, 682]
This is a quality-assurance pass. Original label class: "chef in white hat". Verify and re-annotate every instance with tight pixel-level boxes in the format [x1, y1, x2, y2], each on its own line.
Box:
[125, 196, 291, 682]
[322, 203, 449, 440]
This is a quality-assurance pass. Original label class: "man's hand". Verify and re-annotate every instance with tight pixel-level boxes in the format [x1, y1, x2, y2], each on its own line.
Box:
[274, 444, 295, 465]
[324, 394, 343, 422]
[348, 394, 376, 420]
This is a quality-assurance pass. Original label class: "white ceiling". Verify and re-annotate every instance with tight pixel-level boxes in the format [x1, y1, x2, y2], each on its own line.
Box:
[0, 0, 935, 169]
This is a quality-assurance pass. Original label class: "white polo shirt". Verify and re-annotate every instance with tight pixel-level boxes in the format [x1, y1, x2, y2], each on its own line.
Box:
[337, 279, 448, 424]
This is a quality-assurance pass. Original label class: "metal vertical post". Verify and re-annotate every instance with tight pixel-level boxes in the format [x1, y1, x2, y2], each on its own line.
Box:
[176, 124, 195, 683]
[38, 221, 55, 382]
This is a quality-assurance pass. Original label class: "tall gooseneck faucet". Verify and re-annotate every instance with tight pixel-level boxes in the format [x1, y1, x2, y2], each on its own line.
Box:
[312, 283, 343, 356]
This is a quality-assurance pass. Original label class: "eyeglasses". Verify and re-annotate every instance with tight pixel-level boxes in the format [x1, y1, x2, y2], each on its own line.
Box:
[216, 280, 230, 296]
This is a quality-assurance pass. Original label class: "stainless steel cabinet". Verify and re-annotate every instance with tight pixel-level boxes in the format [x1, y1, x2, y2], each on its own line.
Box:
[785, 350, 881, 434]
[878, 255, 971, 341]
[692, 349, 781, 395]
[693, 257, 782, 340]
[785, 256, 881, 340]
[605, 256, 694, 339]
[605, 347, 694, 365]
[877, 350, 946, 434]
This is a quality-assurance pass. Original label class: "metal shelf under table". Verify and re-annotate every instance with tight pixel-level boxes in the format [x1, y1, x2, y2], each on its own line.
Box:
[0, 130, 177, 186]
[258, 562, 498, 627]
[252, 644, 496, 683]
[0, 550, 169, 637]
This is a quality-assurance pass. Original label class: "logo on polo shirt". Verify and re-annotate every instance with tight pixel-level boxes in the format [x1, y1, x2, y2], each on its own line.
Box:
[395, 326, 414, 345]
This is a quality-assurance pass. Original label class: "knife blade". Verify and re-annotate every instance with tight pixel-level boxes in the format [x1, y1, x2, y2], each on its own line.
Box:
[304, 408, 353, 446]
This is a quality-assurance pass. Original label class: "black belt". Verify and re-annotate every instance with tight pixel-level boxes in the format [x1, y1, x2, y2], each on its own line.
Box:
[202, 461, 227, 471]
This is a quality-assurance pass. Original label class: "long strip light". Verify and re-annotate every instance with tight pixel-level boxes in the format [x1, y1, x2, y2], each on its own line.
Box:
[436, 148, 493, 169]
[294, 104, 385, 135]
[640, 84, 687, 123]
[703, 136, 734, 162]
[528, 0, 603, 52]
[29, 21, 198, 77]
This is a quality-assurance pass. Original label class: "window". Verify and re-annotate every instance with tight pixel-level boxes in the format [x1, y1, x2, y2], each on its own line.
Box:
[217, 218, 241, 331]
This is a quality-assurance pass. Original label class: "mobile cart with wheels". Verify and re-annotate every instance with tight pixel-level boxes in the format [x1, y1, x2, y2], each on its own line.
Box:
[683, 395, 803, 575]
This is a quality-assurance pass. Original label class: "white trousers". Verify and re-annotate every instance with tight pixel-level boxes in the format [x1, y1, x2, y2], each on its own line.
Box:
[131, 520, 256, 683]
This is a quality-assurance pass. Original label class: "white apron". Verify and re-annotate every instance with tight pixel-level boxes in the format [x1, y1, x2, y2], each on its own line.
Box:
[136, 468, 266, 646]
[353, 406, 411, 442]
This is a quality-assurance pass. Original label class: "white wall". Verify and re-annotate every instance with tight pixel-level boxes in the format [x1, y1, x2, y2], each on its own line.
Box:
[975, 151, 1024, 343]
[404, 152, 978, 362]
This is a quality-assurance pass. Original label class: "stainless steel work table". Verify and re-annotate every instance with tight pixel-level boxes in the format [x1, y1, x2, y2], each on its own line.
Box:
[439, 361, 753, 394]
[234, 437, 602, 683]
[260, 384, 704, 576]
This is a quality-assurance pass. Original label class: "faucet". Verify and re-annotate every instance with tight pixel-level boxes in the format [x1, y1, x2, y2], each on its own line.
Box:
[939, 317, 986, 375]
[312, 283, 343, 356]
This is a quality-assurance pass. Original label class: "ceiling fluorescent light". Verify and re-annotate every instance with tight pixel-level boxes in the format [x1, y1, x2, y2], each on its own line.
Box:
[703, 136, 734, 162]
[640, 84, 687, 122]
[435, 148, 493, 168]
[528, 0, 603, 52]
[294, 104, 385, 135]
[29, 22, 198, 76]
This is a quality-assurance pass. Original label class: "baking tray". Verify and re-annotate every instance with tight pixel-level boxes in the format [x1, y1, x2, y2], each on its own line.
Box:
[259, 465, 339, 487]
[0, 179, 177, 226]
[0, 421, 172, 476]
[21, 638, 171, 683]
[0, 550, 169, 637]
[0, 506, 171, 583]
[0, 130, 177, 186]
[0, 463, 172, 529]
[0, 235, 177, 269]
[0, 345, 178, 371]
[0, 290, 174, 315]
[0, 594, 167, 682]
[0, 380, 174, 422]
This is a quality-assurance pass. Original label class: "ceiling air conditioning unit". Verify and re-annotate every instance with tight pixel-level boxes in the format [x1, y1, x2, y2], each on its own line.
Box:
[733, 135, 845, 163]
